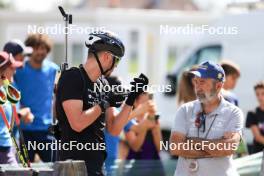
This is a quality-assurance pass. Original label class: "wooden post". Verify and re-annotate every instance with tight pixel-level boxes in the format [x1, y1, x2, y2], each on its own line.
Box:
[53, 160, 87, 176]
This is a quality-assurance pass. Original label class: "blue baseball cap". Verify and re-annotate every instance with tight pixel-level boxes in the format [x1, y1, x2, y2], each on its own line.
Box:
[3, 39, 32, 57]
[190, 61, 225, 82]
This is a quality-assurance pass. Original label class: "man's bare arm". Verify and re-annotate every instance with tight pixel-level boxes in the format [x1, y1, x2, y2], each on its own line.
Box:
[63, 100, 102, 132]
[170, 132, 212, 159]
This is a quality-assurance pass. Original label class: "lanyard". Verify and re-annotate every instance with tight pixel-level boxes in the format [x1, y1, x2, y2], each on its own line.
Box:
[197, 114, 217, 139]
[0, 77, 31, 167]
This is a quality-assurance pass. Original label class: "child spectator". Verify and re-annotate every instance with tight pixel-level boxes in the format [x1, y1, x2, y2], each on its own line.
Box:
[246, 81, 264, 154]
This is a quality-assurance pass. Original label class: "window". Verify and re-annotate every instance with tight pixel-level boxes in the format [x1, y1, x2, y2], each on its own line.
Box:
[178, 45, 222, 74]
[196, 45, 222, 64]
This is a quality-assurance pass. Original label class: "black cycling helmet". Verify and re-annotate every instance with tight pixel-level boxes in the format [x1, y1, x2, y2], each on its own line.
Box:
[85, 30, 125, 75]
[85, 30, 125, 58]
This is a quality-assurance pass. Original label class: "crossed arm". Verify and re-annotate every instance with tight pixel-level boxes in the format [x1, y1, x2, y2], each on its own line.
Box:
[169, 131, 241, 159]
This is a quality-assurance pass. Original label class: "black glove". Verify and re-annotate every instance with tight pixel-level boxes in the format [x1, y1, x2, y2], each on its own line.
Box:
[125, 73, 149, 106]
[107, 88, 127, 108]
[99, 87, 127, 110]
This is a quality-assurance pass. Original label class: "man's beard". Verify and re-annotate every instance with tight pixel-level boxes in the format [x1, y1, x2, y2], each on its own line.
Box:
[195, 87, 217, 103]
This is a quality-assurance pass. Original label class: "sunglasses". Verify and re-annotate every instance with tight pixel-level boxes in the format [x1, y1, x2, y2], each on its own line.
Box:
[106, 52, 121, 67]
[195, 112, 206, 133]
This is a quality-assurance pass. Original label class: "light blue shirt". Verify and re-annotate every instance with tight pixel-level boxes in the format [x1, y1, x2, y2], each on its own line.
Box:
[0, 87, 13, 147]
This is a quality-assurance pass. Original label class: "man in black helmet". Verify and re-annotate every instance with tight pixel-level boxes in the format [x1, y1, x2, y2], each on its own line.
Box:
[55, 31, 149, 175]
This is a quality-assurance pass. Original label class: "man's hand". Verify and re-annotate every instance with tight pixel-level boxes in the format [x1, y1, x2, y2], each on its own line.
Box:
[170, 132, 212, 159]
[125, 73, 149, 106]
[102, 87, 126, 108]
[223, 132, 236, 139]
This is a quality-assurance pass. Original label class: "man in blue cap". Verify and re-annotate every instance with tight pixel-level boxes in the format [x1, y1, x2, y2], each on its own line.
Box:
[170, 61, 243, 176]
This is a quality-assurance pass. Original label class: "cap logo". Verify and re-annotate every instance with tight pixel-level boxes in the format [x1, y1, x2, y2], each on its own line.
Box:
[218, 73, 223, 79]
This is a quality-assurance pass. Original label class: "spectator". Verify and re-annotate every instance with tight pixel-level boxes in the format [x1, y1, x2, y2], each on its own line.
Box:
[170, 61, 243, 176]
[3, 39, 34, 126]
[118, 93, 157, 160]
[104, 76, 137, 173]
[3, 39, 32, 63]
[220, 60, 247, 156]
[178, 65, 198, 105]
[0, 51, 23, 164]
[246, 81, 264, 154]
[14, 34, 59, 162]
[126, 92, 162, 159]
[104, 76, 157, 173]
[124, 92, 165, 175]
[220, 60, 241, 106]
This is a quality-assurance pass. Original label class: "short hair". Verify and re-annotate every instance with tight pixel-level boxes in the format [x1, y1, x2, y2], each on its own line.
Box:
[87, 50, 105, 59]
[254, 81, 264, 90]
[220, 60, 240, 77]
[25, 34, 52, 53]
